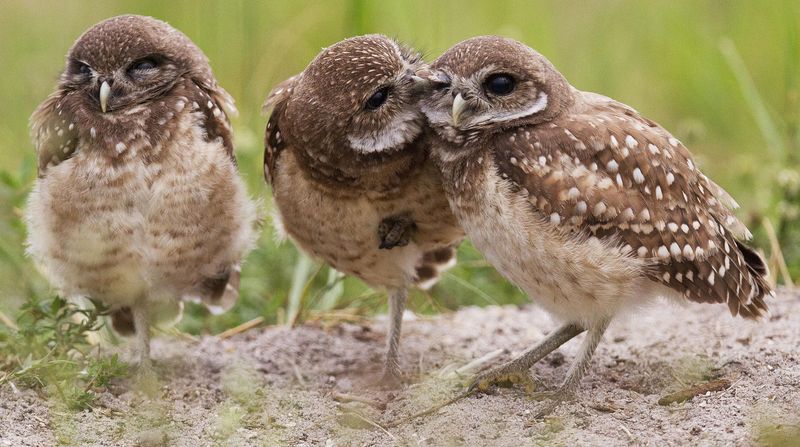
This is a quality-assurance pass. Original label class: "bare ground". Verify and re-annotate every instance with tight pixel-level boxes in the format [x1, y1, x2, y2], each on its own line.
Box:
[1, 288, 799, 447]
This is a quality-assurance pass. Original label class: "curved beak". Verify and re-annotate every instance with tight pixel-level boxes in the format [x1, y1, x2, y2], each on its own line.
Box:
[407, 69, 430, 96]
[99, 81, 111, 113]
[411, 66, 432, 85]
[452, 93, 468, 127]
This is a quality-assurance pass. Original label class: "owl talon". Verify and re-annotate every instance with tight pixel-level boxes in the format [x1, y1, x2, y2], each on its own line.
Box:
[468, 367, 539, 395]
[378, 215, 416, 250]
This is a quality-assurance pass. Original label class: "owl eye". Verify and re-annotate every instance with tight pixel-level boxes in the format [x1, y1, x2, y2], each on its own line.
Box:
[71, 61, 92, 77]
[129, 58, 158, 74]
[365, 87, 390, 110]
[484, 74, 516, 96]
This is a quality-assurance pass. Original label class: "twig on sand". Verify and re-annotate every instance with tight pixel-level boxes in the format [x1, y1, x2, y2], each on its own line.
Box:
[437, 349, 505, 380]
[618, 423, 635, 441]
[658, 378, 731, 405]
[453, 349, 505, 376]
[218, 316, 265, 339]
[332, 392, 386, 410]
[343, 410, 396, 440]
[288, 358, 307, 388]
[387, 389, 476, 428]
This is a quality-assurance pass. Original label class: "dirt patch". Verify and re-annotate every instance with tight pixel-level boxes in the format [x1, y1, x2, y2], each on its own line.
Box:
[1, 289, 798, 446]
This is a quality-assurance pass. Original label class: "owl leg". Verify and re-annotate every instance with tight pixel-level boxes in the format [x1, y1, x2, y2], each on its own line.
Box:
[132, 304, 151, 368]
[468, 323, 584, 394]
[378, 215, 416, 249]
[379, 287, 408, 387]
[532, 318, 611, 418]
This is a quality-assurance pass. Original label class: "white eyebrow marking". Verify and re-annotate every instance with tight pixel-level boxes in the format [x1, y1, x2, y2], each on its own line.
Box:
[471, 91, 549, 126]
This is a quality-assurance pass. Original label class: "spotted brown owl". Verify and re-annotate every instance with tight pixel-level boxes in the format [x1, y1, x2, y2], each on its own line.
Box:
[263, 35, 463, 385]
[25, 15, 259, 365]
[420, 36, 772, 414]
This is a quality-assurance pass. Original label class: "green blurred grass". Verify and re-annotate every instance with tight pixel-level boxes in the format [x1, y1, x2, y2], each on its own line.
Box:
[0, 0, 797, 334]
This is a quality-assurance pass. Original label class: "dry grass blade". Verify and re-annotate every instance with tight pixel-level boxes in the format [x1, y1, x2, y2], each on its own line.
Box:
[341, 409, 396, 439]
[331, 392, 386, 410]
[387, 389, 476, 428]
[0, 309, 18, 331]
[763, 218, 795, 287]
[658, 378, 731, 405]
[217, 316, 265, 339]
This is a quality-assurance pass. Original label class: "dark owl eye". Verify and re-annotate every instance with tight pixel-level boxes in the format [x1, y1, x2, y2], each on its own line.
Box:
[129, 59, 158, 74]
[365, 87, 390, 110]
[484, 74, 516, 96]
[75, 62, 92, 76]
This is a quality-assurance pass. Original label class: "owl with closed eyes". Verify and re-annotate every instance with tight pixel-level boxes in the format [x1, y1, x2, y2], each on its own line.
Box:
[421, 36, 772, 415]
[25, 15, 259, 365]
[263, 35, 463, 385]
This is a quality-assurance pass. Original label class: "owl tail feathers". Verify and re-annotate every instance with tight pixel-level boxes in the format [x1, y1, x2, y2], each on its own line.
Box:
[414, 245, 459, 290]
[109, 301, 184, 336]
[191, 265, 242, 316]
[731, 240, 774, 320]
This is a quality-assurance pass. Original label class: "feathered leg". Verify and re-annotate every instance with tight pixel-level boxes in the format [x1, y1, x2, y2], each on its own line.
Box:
[469, 323, 584, 393]
[533, 318, 610, 417]
[132, 304, 151, 368]
[381, 287, 408, 386]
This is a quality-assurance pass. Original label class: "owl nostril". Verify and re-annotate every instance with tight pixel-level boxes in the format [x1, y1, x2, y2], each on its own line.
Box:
[98, 77, 114, 87]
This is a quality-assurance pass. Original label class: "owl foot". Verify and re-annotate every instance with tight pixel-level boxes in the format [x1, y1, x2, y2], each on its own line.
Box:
[378, 215, 416, 249]
[468, 365, 539, 395]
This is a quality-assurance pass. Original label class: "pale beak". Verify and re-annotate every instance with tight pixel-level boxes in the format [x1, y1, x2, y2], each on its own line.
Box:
[412, 66, 433, 85]
[99, 81, 111, 113]
[452, 93, 468, 127]
[408, 70, 430, 95]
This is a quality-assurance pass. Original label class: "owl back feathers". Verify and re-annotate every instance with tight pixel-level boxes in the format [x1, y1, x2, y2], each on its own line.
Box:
[263, 75, 300, 185]
[492, 93, 772, 318]
[30, 93, 81, 177]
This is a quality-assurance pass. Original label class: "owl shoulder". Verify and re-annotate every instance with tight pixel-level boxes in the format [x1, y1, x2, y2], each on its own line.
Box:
[263, 74, 300, 185]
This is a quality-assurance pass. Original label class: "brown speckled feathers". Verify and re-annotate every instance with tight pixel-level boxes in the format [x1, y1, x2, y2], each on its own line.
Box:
[493, 94, 770, 317]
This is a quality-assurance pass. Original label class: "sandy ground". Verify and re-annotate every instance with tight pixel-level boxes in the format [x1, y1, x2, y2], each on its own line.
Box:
[1, 288, 798, 447]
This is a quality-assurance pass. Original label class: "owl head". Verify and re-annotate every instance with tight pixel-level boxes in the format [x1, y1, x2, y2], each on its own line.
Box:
[421, 36, 573, 143]
[265, 35, 431, 165]
[32, 15, 235, 174]
[58, 15, 228, 115]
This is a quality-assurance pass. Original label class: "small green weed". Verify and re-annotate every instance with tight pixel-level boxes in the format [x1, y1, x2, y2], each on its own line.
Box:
[0, 295, 129, 410]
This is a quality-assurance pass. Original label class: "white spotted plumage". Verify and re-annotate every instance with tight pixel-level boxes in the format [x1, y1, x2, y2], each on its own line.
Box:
[421, 36, 772, 407]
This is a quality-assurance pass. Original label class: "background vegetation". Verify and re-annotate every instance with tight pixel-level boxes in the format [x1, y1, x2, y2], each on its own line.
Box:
[0, 0, 798, 342]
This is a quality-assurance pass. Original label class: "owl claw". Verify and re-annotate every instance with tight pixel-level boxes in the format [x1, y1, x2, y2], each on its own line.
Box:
[378, 215, 416, 250]
[468, 367, 539, 395]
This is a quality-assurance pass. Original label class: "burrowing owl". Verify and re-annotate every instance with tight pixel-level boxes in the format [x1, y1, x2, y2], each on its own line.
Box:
[263, 35, 463, 384]
[26, 15, 259, 365]
[420, 36, 772, 414]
